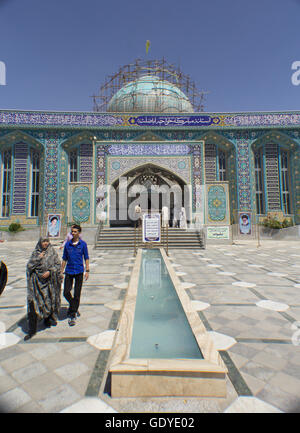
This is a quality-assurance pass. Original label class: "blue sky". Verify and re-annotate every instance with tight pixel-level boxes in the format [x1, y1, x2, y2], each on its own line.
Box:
[0, 0, 300, 113]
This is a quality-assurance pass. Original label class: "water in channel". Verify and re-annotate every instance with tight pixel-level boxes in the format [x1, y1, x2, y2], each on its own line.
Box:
[129, 249, 204, 359]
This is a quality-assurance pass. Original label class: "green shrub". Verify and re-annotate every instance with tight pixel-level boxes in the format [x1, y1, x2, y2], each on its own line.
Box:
[8, 223, 24, 232]
[261, 216, 293, 229]
[281, 218, 293, 228]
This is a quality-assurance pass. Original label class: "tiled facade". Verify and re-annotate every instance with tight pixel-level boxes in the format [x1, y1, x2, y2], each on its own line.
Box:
[0, 110, 299, 227]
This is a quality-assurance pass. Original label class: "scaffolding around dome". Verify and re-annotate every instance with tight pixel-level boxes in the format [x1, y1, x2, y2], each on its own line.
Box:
[91, 58, 208, 113]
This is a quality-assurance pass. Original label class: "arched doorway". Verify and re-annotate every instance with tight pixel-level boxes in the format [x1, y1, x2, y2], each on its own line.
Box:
[109, 164, 188, 227]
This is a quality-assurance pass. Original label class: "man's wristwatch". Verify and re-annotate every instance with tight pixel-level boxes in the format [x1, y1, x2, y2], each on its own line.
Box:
[85, 269, 90, 272]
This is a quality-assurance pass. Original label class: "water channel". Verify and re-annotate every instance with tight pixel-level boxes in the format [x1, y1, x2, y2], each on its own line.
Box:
[129, 249, 204, 360]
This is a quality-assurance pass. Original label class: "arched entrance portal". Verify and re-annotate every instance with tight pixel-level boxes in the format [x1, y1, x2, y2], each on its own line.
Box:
[109, 164, 189, 227]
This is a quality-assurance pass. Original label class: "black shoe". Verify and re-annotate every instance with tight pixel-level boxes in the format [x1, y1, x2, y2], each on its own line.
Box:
[44, 318, 51, 328]
[24, 332, 35, 341]
[68, 316, 76, 327]
[49, 314, 58, 326]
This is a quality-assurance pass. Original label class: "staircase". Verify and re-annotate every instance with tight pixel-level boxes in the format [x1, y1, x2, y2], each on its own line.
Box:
[95, 227, 205, 250]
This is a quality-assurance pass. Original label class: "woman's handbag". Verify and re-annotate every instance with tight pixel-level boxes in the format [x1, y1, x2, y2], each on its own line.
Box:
[0, 261, 8, 296]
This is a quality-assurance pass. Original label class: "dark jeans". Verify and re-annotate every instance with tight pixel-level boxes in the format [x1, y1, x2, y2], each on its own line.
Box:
[63, 273, 83, 317]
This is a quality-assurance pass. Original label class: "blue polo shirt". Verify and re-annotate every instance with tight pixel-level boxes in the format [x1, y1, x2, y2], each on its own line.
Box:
[62, 239, 89, 275]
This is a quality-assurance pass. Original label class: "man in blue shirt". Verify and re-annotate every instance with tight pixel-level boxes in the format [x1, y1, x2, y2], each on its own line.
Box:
[61, 224, 89, 326]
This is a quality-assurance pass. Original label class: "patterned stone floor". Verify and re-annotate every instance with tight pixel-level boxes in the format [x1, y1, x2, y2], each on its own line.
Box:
[0, 240, 300, 413]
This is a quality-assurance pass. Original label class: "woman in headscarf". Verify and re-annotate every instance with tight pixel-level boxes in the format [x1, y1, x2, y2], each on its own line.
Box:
[24, 237, 62, 341]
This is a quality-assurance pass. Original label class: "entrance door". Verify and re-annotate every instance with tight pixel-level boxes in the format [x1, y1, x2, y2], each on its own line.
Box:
[109, 164, 186, 227]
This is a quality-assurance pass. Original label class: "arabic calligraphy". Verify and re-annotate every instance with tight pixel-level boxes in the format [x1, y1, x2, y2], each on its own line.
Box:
[1, 110, 300, 128]
[0, 111, 124, 127]
[107, 143, 191, 156]
[128, 115, 220, 127]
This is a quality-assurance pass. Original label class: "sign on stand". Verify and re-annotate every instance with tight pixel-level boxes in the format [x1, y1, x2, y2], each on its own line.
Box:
[142, 213, 161, 243]
[207, 226, 230, 240]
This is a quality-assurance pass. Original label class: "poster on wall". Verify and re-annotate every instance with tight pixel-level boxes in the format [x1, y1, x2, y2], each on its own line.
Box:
[143, 213, 161, 243]
[46, 214, 62, 238]
[238, 212, 252, 235]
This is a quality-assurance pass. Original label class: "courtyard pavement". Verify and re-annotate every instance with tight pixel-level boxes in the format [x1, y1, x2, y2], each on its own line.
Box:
[0, 239, 300, 413]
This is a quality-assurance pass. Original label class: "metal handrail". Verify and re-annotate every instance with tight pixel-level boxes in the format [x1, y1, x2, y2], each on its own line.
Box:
[134, 221, 142, 256]
[94, 220, 104, 249]
[194, 216, 206, 249]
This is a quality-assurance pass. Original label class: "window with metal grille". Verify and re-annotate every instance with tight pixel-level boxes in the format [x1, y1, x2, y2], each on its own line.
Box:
[30, 150, 40, 217]
[218, 150, 226, 181]
[280, 151, 291, 214]
[1, 150, 12, 217]
[254, 150, 264, 214]
[69, 150, 78, 182]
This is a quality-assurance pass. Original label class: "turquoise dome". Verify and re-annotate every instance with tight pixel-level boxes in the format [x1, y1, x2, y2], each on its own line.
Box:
[107, 75, 194, 113]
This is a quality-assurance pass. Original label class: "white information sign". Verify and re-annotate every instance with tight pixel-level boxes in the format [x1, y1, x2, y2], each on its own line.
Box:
[207, 226, 230, 239]
[143, 213, 161, 243]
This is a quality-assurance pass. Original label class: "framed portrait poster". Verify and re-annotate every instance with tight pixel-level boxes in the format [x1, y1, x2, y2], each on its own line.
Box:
[46, 213, 62, 238]
[238, 212, 252, 235]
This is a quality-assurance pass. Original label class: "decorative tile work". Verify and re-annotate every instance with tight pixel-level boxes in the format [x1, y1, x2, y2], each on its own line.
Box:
[227, 150, 238, 217]
[225, 113, 300, 127]
[128, 115, 220, 127]
[0, 111, 123, 128]
[80, 143, 93, 182]
[107, 156, 192, 185]
[204, 143, 217, 182]
[293, 147, 300, 223]
[0, 120, 299, 226]
[1, 110, 300, 129]
[192, 143, 204, 211]
[38, 148, 45, 222]
[236, 139, 252, 211]
[58, 148, 68, 219]
[207, 184, 228, 223]
[25, 130, 74, 142]
[71, 185, 91, 223]
[44, 136, 60, 211]
[12, 142, 28, 215]
[107, 142, 191, 156]
[265, 143, 281, 210]
[96, 145, 106, 190]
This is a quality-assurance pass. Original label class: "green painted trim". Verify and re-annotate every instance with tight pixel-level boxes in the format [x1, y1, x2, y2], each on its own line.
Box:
[219, 350, 253, 396]
[197, 311, 213, 331]
[85, 350, 110, 397]
[236, 338, 292, 344]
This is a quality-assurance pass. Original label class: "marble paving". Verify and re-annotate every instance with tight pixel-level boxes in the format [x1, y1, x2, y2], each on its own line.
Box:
[0, 240, 300, 413]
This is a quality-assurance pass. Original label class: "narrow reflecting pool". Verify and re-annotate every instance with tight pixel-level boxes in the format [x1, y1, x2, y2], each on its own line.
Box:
[130, 249, 203, 359]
